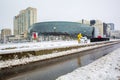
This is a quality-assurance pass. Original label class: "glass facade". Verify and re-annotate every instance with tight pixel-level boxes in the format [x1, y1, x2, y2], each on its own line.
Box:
[28, 21, 94, 41]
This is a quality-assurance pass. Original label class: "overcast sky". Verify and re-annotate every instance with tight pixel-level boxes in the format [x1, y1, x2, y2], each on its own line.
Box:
[0, 0, 120, 32]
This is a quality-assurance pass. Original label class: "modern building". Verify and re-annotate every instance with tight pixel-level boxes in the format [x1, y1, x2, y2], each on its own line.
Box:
[7, 35, 25, 42]
[0, 34, 1, 41]
[79, 19, 113, 38]
[28, 21, 95, 41]
[103, 23, 109, 37]
[107, 23, 114, 31]
[1, 28, 11, 42]
[14, 7, 37, 38]
[78, 19, 90, 26]
[110, 30, 120, 39]
[90, 20, 103, 37]
[79, 19, 104, 37]
[102, 23, 115, 37]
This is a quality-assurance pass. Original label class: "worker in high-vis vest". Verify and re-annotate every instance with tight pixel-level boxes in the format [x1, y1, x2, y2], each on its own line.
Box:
[77, 33, 83, 43]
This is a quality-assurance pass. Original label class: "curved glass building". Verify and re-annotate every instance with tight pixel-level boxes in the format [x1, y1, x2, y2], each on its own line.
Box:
[28, 21, 94, 41]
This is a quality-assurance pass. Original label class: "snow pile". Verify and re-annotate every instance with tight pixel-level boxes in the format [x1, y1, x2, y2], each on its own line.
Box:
[56, 48, 120, 80]
[0, 40, 116, 54]
[0, 40, 118, 69]
[0, 40, 89, 54]
[0, 43, 100, 69]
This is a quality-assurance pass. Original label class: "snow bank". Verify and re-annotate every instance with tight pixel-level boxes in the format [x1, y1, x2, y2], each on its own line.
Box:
[0, 40, 87, 54]
[0, 40, 116, 54]
[0, 40, 119, 69]
[56, 48, 120, 80]
[0, 43, 100, 69]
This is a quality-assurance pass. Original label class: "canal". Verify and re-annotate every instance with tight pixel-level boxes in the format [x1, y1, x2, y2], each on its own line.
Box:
[6, 42, 120, 80]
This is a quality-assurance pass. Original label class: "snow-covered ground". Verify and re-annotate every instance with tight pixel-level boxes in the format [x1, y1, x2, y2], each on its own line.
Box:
[0, 40, 89, 54]
[0, 40, 119, 72]
[0, 40, 112, 69]
[0, 39, 118, 54]
[56, 48, 120, 80]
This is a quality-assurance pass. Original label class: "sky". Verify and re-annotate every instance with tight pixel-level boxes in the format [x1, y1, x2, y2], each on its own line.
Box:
[0, 0, 120, 33]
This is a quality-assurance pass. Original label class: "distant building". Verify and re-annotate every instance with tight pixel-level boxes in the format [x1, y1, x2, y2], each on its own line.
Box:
[110, 30, 120, 39]
[14, 7, 37, 38]
[90, 20, 104, 37]
[0, 34, 1, 40]
[28, 21, 95, 41]
[103, 23, 107, 37]
[78, 19, 90, 25]
[79, 20, 114, 38]
[107, 23, 114, 31]
[7, 35, 25, 42]
[1, 28, 11, 42]
[103, 22, 110, 37]
[78, 19, 103, 37]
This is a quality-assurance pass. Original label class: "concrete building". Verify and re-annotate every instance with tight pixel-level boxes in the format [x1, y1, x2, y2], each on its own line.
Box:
[7, 35, 25, 42]
[14, 7, 37, 38]
[0, 34, 1, 40]
[0, 34, 1, 41]
[107, 23, 114, 31]
[103, 23, 109, 37]
[79, 20, 113, 38]
[90, 20, 103, 37]
[1, 28, 11, 42]
[78, 19, 104, 37]
[78, 19, 90, 25]
[106, 23, 114, 37]
[110, 30, 120, 39]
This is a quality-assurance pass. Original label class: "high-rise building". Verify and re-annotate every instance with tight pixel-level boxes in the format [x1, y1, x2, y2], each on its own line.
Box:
[78, 19, 103, 37]
[90, 20, 103, 37]
[1, 28, 11, 41]
[14, 7, 37, 38]
[110, 30, 120, 39]
[107, 23, 114, 31]
[79, 19, 114, 37]
[78, 19, 90, 25]
[103, 23, 110, 37]
[0, 34, 1, 40]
